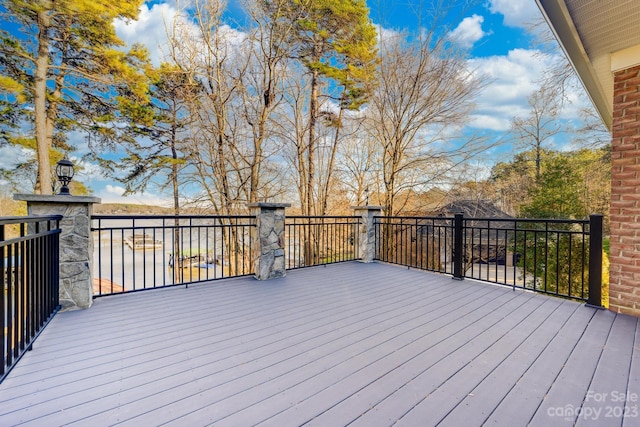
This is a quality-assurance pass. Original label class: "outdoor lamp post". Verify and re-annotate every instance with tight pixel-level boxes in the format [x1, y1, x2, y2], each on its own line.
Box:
[56, 157, 75, 195]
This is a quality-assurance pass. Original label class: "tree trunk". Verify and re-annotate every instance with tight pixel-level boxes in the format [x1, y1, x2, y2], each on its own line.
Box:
[319, 104, 344, 216]
[170, 119, 181, 283]
[535, 140, 542, 181]
[34, 9, 52, 194]
[249, 94, 269, 204]
[306, 67, 318, 216]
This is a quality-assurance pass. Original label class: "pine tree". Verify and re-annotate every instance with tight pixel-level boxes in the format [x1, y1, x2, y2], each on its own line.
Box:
[0, 0, 148, 193]
[115, 63, 200, 216]
[264, 0, 378, 215]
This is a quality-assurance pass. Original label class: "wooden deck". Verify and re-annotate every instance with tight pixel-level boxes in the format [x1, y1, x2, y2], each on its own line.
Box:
[1, 262, 639, 426]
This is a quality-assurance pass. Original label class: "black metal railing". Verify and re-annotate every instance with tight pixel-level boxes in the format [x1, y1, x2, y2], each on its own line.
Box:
[91, 215, 255, 296]
[374, 216, 455, 274]
[1, 215, 61, 383]
[91, 212, 603, 303]
[285, 216, 360, 269]
[375, 214, 604, 304]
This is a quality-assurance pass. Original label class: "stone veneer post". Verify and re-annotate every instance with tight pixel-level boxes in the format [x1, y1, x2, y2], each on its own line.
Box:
[352, 206, 384, 263]
[609, 64, 640, 317]
[14, 194, 101, 311]
[249, 203, 290, 280]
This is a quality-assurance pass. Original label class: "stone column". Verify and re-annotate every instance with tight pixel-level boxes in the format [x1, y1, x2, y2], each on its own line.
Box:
[14, 194, 101, 310]
[249, 202, 290, 280]
[352, 206, 384, 263]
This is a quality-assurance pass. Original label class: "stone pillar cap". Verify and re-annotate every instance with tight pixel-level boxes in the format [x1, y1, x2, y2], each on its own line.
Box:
[248, 202, 291, 209]
[14, 194, 102, 204]
[351, 205, 385, 210]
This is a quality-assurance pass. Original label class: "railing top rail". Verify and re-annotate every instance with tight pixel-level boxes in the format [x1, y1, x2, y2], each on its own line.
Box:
[462, 217, 589, 225]
[1, 228, 62, 248]
[287, 215, 359, 219]
[374, 216, 453, 221]
[374, 215, 590, 225]
[91, 214, 255, 220]
[0, 215, 62, 226]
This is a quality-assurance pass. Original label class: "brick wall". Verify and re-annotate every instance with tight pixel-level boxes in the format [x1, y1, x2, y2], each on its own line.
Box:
[609, 64, 640, 316]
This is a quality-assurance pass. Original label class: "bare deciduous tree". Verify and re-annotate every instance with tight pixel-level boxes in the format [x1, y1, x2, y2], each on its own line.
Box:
[168, 0, 289, 213]
[511, 84, 565, 181]
[367, 31, 487, 215]
[335, 117, 380, 206]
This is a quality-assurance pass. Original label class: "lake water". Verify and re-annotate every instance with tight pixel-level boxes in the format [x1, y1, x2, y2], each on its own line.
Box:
[91, 218, 243, 293]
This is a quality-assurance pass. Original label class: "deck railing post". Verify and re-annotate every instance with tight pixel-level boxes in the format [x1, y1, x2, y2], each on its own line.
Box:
[453, 213, 464, 280]
[587, 214, 604, 308]
[14, 194, 101, 310]
[249, 202, 291, 280]
[352, 206, 384, 263]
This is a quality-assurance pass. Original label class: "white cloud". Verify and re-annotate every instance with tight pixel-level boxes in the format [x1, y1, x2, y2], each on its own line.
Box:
[217, 24, 247, 47]
[468, 114, 512, 131]
[115, 2, 249, 71]
[105, 184, 125, 196]
[377, 25, 403, 44]
[73, 158, 106, 181]
[449, 14, 488, 48]
[468, 48, 553, 131]
[96, 184, 171, 206]
[488, 0, 542, 28]
[0, 144, 33, 170]
[467, 47, 592, 136]
[114, 2, 182, 66]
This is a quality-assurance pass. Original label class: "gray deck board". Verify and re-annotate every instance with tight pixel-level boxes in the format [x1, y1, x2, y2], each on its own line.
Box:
[378, 295, 553, 426]
[575, 313, 638, 427]
[301, 291, 543, 427]
[378, 298, 572, 427]
[181, 287, 519, 427]
[480, 303, 595, 425]
[79, 275, 490, 426]
[0, 262, 638, 427]
[433, 299, 579, 427]
[529, 308, 617, 426]
[624, 319, 640, 427]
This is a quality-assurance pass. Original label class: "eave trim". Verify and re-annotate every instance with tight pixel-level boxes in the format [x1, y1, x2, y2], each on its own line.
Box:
[535, 0, 612, 130]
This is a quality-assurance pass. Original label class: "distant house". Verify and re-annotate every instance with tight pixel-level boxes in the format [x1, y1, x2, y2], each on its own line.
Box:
[389, 200, 515, 269]
[437, 200, 516, 266]
[435, 199, 512, 220]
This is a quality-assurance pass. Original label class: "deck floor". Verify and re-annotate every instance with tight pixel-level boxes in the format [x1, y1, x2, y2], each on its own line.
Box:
[1, 262, 639, 426]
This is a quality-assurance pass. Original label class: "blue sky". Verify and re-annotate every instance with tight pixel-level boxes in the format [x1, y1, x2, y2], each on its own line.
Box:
[1, 0, 596, 205]
[368, 0, 535, 57]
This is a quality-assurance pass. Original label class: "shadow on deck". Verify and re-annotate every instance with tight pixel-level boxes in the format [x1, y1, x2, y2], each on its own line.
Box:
[0, 262, 638, 426]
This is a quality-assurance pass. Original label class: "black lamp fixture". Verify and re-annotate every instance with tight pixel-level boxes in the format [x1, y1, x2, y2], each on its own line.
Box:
[56, 157, 75, 195]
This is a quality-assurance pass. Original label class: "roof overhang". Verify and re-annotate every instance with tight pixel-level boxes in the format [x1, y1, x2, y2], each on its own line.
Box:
[536, 0, 640, 131]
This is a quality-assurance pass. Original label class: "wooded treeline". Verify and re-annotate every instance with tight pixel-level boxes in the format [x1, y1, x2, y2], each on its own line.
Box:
[0, 0, 611, 222]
